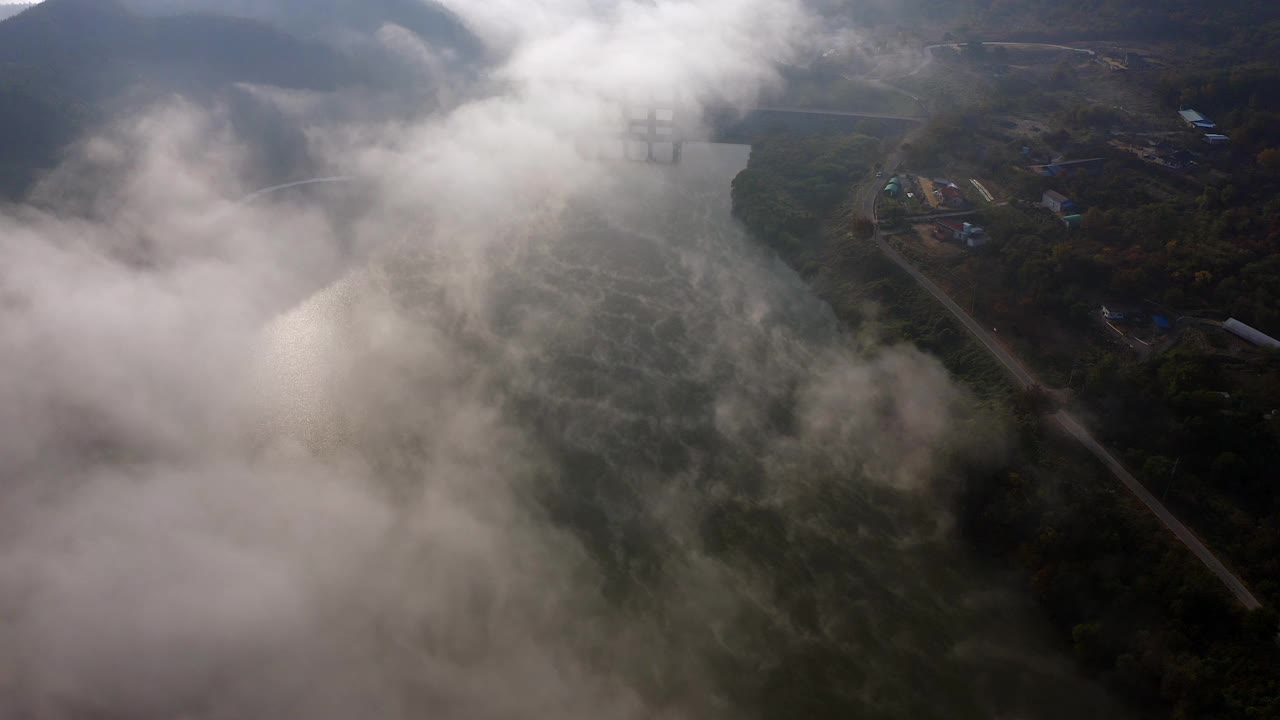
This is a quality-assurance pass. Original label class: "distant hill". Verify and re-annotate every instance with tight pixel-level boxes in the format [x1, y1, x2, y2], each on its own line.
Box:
[0, 0, 358, 89]
[0, 3, 35, 22]
[120, 0, 484, 61]
[0, 0, 366, 199]
[814, 0, 1280, 50]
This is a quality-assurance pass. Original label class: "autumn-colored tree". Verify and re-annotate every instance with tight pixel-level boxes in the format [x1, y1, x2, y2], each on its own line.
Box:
[1257, 148, 1280, 174]
[850, 215, 875, 239]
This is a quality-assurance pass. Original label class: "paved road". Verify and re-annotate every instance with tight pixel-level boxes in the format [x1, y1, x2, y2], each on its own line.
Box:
[856, 163, 1262, 609]
[860, 174, 1037, 389]
[904, 41, 1096, 79]
[904, 209, 982, 222]
[1054, 411, 1262, 609]
[237, 176, 355, 205]
[928, 41, 1096, 55]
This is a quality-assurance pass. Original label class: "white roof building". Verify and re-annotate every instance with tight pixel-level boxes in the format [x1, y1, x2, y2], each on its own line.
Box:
[1223, 318, 1280, 349]
[1178, 109, 1217, 129]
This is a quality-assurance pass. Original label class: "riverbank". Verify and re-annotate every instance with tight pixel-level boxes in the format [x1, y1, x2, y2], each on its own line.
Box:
[731, 132, 1280, 720]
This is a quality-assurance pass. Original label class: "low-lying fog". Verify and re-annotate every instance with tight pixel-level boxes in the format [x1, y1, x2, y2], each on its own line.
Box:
[0, 1, 1131, 718]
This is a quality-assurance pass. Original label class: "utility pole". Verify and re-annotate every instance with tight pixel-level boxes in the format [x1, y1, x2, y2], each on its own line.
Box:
[1163, 457, 1180, 502]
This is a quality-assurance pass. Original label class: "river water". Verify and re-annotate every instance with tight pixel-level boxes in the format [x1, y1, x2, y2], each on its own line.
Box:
[258, 141, 1129, 719]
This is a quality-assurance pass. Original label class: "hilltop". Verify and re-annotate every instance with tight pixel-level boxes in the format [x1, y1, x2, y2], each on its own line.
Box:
[120, 0, 483, 60]
[0, 0, 357, 87]
[0, 0, 488, 201]
[0, 3, 34, 22]
[0, 0, 374, 198]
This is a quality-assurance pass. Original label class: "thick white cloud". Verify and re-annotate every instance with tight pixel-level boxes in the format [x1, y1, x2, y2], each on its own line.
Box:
[0, 2, 1030, 719]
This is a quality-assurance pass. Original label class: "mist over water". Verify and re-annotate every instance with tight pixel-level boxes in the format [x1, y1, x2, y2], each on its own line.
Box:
[0, 1, 1136, 718]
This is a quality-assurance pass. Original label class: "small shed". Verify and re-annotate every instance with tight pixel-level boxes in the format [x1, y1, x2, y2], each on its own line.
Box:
[1061, 213, 1083, 227]
[1204, 134, 1230, 145]
[961, 222, 987, 248]
[1041, 190, 1071, 213]
[933, 219, 965, 241]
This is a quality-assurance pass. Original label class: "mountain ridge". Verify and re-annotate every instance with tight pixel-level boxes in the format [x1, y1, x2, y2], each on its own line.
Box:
[120, 0, 485, 61]
[0, 3, 35, 22]
[0, 0, 369, 200]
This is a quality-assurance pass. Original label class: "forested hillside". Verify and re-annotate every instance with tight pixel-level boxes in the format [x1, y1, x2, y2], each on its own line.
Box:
[811, 0, 1280, 51]
[733, 131, 1280, 720]
[0, 0, 362, 199]
[0, 0, 357, 88]
[730, 133, 878, 259]
[120, 0, 483, 60]
[891, 46, 1280, 658]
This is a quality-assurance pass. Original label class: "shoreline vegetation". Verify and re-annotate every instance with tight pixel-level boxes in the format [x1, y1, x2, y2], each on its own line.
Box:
[731, 132, 1280, 720]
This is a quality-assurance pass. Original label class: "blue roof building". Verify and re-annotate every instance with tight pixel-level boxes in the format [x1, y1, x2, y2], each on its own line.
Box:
[1179, 109, 1216, 129]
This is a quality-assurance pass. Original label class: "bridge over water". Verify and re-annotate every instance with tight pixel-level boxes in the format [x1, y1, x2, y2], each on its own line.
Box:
[623, 104, 926, 164]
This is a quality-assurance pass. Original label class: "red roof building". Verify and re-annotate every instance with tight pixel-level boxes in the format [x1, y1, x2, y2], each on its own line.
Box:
[940, 184, 965, 207]
[933, 219, 965, 240]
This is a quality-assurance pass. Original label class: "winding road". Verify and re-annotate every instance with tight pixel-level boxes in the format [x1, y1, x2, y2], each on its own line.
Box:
[1053, 411, 1261, 609]
[237, 176, 355, 205]
[903, 41, 1096, 79]
[857, 155, 1261, 610]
